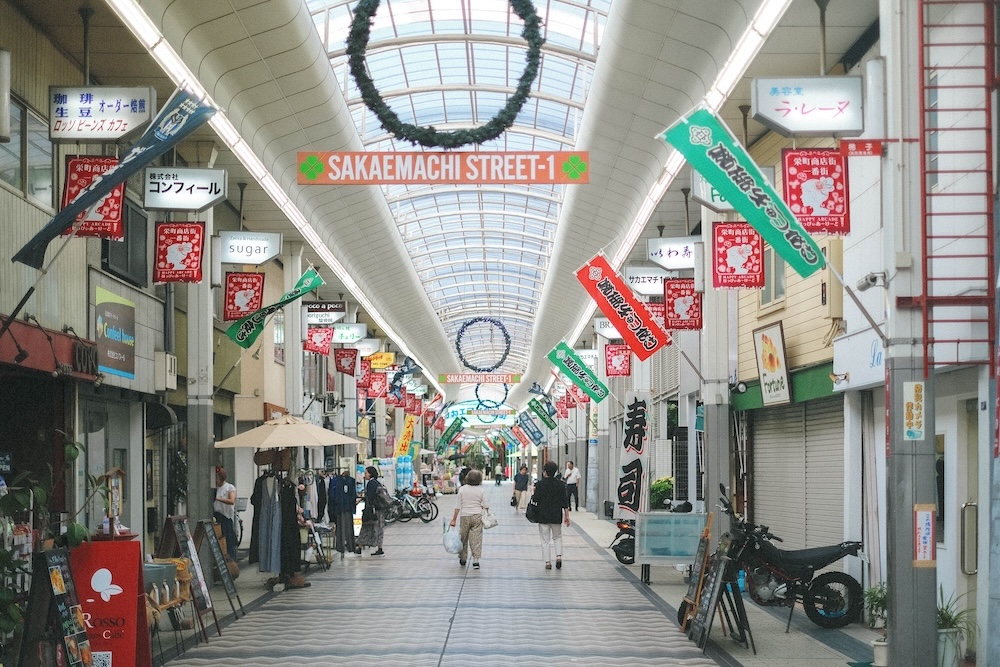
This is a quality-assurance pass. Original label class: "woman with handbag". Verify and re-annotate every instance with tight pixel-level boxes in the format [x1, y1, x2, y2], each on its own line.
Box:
[530, 461, 570, 570]
[356, 466, 386, 556]
[449, 469, 489, 569]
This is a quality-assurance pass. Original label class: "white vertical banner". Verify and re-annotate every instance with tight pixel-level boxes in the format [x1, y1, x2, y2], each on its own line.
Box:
[615, 391, 651, 519]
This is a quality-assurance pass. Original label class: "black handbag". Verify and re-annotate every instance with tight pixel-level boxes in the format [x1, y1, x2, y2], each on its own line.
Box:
[510, 496, 517, 507]
[525, 497, 539, 523]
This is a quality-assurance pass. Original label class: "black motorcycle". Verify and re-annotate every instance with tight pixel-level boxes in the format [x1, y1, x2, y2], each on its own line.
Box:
[609, 500, 693, 565]
[710, 483, 864, 629]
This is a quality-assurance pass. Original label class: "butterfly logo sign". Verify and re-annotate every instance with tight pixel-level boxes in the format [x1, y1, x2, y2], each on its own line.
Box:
[90, 568, 123, 602]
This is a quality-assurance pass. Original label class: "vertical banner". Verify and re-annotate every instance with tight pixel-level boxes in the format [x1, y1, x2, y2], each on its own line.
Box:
[304, 328, 334, 355]
[95, 286, 136, 380]
[369, 372, 387, 398]
[395, 414, 417, 457]
[575, 253, 670, 361]
[357, 358, 372, 388]
[334, 347, 358, 375]
[605, 344, 632, 377]
[617, 391, 651, 519]
[61, 156, 124, 239]
[518, 411, 545, 445]
[752, 322, 791, 406]
[713, 222, 764, 288]
[547, 341, 609, 403]
[664, 279, 703, 330]
[225, 267, 324, 348]
[902, 382, 926, 441]
[223, 272, 265, 321]
[153, 221, 205, 284]
[510, 425, 532, 448]
[782, 148, 850, 234]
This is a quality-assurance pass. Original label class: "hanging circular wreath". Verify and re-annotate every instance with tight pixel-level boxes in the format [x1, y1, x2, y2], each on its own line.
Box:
[346, 0, 544, 148]
[475, 383, 509, 407]
[471, 397, 502, 424]
[455, 317, 511, 372]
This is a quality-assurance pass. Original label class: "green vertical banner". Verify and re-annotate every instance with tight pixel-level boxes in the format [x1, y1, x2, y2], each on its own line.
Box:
[225, 267, 324, 348]
[437, 417, 465, 451]
[547, 341, 609, 403]
[660, 107, 825, 278]
[529, 399, 557, 429]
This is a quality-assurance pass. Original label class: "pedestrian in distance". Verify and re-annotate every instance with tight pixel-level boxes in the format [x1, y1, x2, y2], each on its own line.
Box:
[449, 469, 489, 569]
[531, 461, 570, 570]
[512, 464, 530, 512]
[328, 468, 357, 559]
[213, 467, 239, 561]
[563, 461, 581, 511]
[494, 463, 503, 485]
[356, 466, 385, 556]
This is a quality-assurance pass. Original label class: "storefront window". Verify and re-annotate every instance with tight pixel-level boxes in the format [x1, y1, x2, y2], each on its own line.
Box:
[273, 310, 285, 364]
[0, 98, 53, 207]
[0, 102, 22, 190]
[102, 199, 148, 287]
[761, 246, 785, 307]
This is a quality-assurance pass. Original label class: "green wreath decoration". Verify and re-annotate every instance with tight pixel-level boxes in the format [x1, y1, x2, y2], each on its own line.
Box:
[347, 0, 544, 148]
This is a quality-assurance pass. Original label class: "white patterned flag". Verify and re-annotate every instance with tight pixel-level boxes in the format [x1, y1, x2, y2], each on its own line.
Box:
[223, 272, 265, 321]
[153, 221, 204, 284]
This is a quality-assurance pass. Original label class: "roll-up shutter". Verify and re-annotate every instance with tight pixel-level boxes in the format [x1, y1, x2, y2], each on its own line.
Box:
[751, 403, 806, 548]
[804, 396, 845, 549]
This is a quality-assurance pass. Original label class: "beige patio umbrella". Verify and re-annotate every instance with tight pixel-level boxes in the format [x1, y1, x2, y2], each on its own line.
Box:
[214, 414, 363, 449]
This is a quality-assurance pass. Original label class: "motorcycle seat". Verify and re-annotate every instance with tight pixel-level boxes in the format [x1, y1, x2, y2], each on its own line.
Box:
[776, 542, 859, 568]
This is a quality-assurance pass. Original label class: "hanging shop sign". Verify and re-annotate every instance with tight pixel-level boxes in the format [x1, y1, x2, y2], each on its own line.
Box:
[49, 85, 155, 141]
[366, 352, 395, 369]
[438, 373, 521, 384]
[576, 253, 670, 361]
[305, 301, 347, 325]
[304, 328, 334, 356]
[95, 286, 136, 380]
[752, 322, 791, 406]
[574, 349, 599, 370]
[369, 372, 387, 398]
[528, 399, 556, 430]
[518, 411, 544, 445]
[547, 342, 609, 403]
[840, 139, 884, 157]
[751, 75, 864, 137]
[352, 338, 381, 358]
[153, 222, 205, 284]
[218, 230, 282, 265]
[61, 156, 124, 239]
[594, 317, 622, 340]
[143, 167, 227, 212]
[297, 151, 590, 185]
[334, 348, 358, 375]
[713, 222, 763, 289]
[660, 107, 825, 279]
[16, 89, 215, 270]
[691, 166, 775, 212]
[357, 359, 372, 388]
[617, 391, 651, 518]
[903, 382, 926, 441]
[605, 344, 631, 377]
[332, 323, 367, 344]
[223, 272, 265, 321]
[663, 279, 703, 330]
[646, 236, 700, 270]
[623, 266, 674, 296]
[225, 267, 324, 348]
[782, 148, 850, 234]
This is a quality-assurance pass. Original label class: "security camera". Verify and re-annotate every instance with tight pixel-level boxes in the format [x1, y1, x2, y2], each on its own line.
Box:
[856, 273, 880, 292]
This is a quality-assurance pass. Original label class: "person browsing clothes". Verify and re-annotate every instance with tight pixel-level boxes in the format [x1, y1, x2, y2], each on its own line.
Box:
[213, 467, 238, 561]
[563, 461, 581, 511]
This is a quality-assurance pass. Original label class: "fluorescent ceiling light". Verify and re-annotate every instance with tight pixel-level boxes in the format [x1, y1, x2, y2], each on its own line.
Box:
[104, 0, 160, 49]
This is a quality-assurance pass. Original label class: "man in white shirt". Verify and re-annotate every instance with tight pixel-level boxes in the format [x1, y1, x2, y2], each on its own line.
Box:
[563, 461, 581, 511]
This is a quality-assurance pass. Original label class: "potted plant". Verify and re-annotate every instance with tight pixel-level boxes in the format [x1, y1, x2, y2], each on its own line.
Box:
[937, 586, 976, 667]
[864, 582, 889, 667]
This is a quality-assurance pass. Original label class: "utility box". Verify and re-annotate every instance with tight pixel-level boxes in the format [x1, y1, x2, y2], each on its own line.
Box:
[154, 351, 177, 391]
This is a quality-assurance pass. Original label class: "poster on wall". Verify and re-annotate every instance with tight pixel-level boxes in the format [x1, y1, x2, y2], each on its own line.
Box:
[223, 272, 265, 321]
[782, 148, 850, 234]
[663, 279, 703, 330]
[616, 391, 651, 519]
[61, 156, 124, 239]
[153, 221, 205, 284]
[752, 322, 791, 405]
[95, 286, 136, 380]
[713, 222, 764, 288]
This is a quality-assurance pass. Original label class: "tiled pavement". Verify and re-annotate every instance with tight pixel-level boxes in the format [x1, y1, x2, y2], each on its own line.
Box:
[164, 482, 877, 666]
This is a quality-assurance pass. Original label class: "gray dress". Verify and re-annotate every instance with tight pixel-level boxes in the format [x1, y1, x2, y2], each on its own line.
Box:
[258, 476, 282, 572]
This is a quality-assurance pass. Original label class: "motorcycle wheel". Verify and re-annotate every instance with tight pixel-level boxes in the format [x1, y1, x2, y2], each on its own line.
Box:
[612, 540, 635, 565]
[803, 571, 863, 628]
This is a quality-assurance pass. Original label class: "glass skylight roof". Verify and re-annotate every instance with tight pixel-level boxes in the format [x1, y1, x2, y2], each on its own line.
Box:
[310, 0, 611, 373]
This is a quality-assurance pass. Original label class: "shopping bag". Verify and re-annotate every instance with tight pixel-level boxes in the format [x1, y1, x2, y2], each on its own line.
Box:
[525, 497, 540, 523]
[442, 521, 462, 554]
[482, 510, 498, 530]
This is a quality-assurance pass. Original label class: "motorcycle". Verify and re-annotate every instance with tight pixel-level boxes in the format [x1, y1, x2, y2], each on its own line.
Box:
[609, 499, 693, 565]
[710, 483, 865, 629]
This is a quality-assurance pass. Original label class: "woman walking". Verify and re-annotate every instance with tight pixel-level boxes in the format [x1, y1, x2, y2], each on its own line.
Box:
[356, 466, 385, 556]
[531, 461, 570, 570]
[512, 465, 530, 512]
[449, 469, 489, 569]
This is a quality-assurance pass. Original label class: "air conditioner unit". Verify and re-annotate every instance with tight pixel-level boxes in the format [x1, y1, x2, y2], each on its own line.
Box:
[155, 351, 177, 391]
[324, 391, 341, 414]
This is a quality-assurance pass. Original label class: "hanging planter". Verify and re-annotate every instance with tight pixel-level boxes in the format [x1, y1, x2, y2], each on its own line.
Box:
[347, 0, 544, 148]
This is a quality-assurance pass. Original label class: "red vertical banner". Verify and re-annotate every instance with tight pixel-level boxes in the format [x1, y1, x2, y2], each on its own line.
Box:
[575, 253, 670, 361]
[663, 279, 703, 330]
[223, 272, 265, 321]
[645, 302, 666, 331]
[555, 397, 569, 419]
[334, 348, 358, 375]
[357, 358, 372, 388]
[407, 394, 420, 415]
[304, 328, 334, 355]
[424, 408, 435, 428]
[782, 148, 850, 234]
[70, 540, 151, 667]
[713, 222, 764, 289]
[605, 344, 632, 377]
[61, 156, 125, 239]
[369, 373, 387, 398]
[153, 221, 205, 283]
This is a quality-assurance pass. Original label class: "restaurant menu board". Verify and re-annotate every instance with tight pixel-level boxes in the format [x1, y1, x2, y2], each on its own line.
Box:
[158, 516, 213, 611]
[687, 533, 732, 651]
[196, 520, 237, 598]
[19, 549, 94, 667]
[684, 535, 712, 604]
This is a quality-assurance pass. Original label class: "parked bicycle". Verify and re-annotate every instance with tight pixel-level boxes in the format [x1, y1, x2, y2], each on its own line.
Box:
[385, 488, 437, 524]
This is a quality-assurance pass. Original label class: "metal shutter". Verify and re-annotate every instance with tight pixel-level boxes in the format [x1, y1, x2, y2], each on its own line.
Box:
[751, 403, 807, 549]
[804, 396, 845, 549]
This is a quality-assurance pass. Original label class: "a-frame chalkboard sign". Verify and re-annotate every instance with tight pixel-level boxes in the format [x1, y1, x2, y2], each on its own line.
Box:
[686, 532, 732, 651]
[156, 516, 220, 642]
[194, 520, 244, 617]
[680, 513, 714, 632]
[18, 549, 94, 667]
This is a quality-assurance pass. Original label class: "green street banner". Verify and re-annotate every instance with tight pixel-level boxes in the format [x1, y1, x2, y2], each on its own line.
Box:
[660, 107, 825, 278]
[438, 417, 466, 450]
[529, 399, 556, 430]
[547, 341, 609, 403]
[225, 268, 324, 348]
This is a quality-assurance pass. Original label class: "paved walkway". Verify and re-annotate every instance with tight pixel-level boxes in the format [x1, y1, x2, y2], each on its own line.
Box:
[162, 481, 879, 667]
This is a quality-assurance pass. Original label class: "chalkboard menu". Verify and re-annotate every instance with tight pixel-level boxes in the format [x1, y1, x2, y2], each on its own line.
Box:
[157, 516, 213, 612]
[196, 520, 237, 598]
[19, 549, 94, 667]
[687, 533, 732, 651]
[684, 535, 712, 604]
